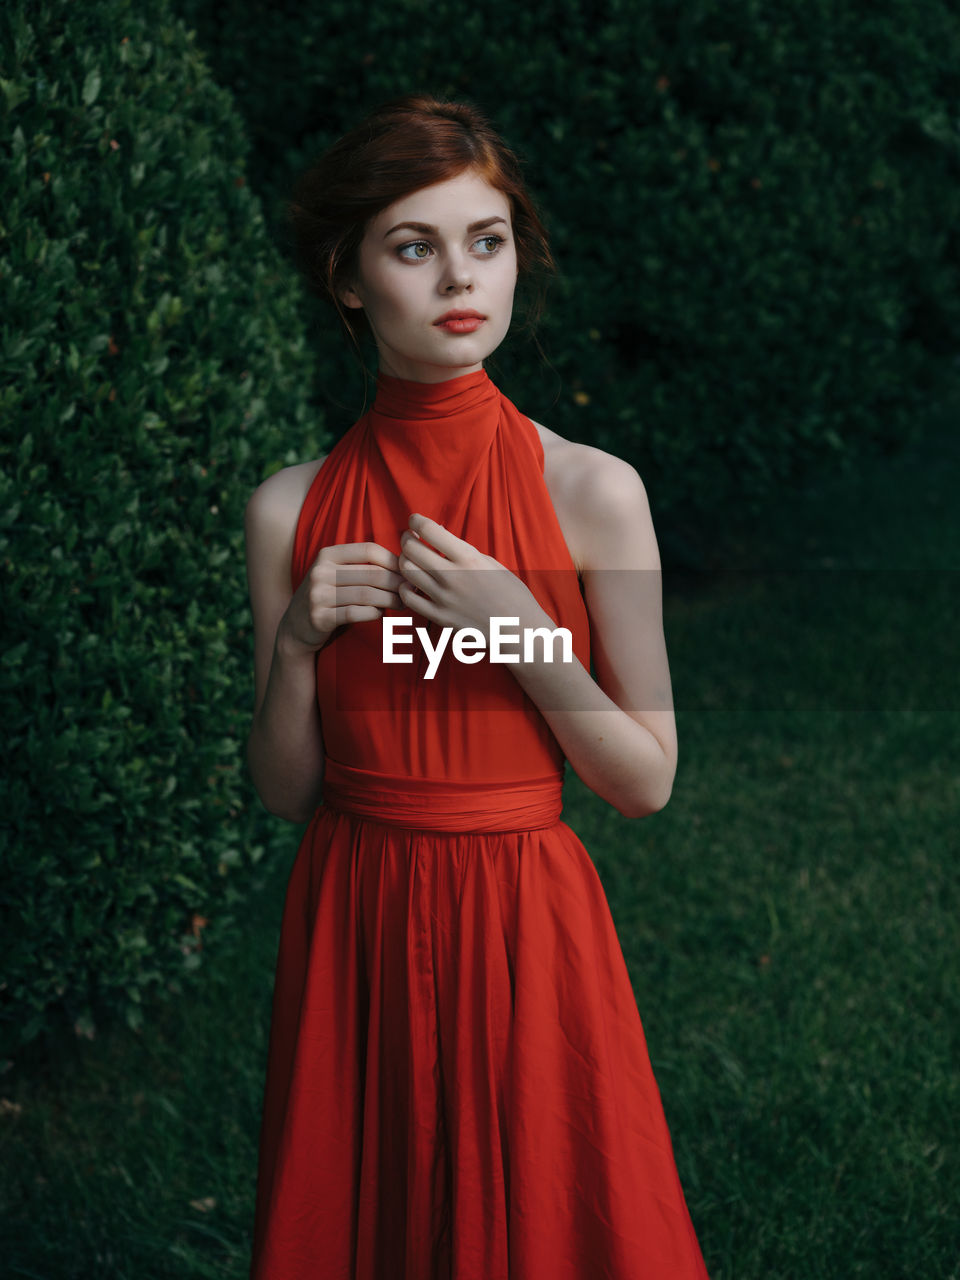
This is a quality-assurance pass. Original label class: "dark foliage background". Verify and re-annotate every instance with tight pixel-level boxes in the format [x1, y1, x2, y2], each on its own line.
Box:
[0, 0, 323, 1055]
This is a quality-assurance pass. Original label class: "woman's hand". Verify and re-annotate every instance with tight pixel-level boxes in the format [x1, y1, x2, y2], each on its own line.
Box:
[397, 513, 550, 637]
[278, 541, 404, 655]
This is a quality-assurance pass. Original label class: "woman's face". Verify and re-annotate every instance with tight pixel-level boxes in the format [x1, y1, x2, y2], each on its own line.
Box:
[341, 168, 519, 383]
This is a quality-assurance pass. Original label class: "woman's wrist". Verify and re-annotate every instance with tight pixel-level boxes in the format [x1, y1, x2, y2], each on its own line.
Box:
[275, 612, 330, 664]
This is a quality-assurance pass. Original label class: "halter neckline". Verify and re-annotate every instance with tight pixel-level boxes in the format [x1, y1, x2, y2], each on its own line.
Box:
[372, 368, 497, 422]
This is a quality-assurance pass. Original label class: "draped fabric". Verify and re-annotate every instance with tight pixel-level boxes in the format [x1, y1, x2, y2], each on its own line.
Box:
[249, 368, 709, 1279]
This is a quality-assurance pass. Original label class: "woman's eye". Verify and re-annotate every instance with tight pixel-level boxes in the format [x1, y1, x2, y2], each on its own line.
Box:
[396, 234, 505, 261]
[398, 241, 432, 260]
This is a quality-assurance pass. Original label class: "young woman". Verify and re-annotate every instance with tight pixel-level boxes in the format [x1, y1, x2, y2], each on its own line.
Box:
[245, 93, 709, 1279]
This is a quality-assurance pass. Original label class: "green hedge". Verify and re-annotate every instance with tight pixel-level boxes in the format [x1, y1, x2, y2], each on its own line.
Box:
[176, 0, 960, 554]
[0, 0, 323, 1055]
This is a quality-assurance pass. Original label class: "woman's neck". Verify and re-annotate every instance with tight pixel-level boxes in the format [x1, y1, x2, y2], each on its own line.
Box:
[375, 355, 486, 385]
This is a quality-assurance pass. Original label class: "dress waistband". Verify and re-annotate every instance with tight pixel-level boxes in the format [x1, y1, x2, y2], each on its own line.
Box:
[319, 758, 564, 833]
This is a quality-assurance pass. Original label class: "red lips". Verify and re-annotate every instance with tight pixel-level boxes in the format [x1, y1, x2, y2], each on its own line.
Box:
[433, 309, 485, 324]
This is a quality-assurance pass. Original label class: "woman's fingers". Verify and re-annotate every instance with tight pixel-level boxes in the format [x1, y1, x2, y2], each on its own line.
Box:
[312, 543, 405, 593]
[329, 583, 404, 609]
[315, 541, 402, 570]
[330, 563, 405, 592]
[301, 535, 477, 639]
[400, 529, 452, 574]
[330, 601, 397, 627]
[407, 513, 467, 559]
[397, 548, 441, 598]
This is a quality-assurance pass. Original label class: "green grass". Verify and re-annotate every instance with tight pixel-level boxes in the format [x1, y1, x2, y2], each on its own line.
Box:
[2, 403, 958, 1277]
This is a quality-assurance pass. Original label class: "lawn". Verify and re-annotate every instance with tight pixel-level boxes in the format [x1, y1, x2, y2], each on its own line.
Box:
[2, 403, 957, 1278]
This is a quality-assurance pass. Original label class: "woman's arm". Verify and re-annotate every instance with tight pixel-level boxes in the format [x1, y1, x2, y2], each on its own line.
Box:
[245, 465, 327, 823]
[508, 455, 677, 818]
[244, 464, 406, 823]
[396, 455, 676, 818]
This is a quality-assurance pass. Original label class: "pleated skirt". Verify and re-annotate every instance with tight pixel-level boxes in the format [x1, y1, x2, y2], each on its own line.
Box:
[249, 796, 709, 1279]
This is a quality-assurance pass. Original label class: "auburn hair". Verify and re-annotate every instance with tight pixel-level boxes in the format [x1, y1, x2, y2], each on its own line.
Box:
[285, 93, 555, 350]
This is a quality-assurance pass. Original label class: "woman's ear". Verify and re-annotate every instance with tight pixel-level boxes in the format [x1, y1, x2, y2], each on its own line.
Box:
[339, 282, 363, 310]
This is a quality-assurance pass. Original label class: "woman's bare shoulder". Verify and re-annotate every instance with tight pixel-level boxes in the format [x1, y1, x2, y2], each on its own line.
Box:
[245, 457, 327, 537]
[528, 418, 652, 572]
[529, 417, 641, 507]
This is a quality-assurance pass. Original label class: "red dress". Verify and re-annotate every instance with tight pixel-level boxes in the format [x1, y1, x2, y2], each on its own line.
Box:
[249, 369, 709, 1278]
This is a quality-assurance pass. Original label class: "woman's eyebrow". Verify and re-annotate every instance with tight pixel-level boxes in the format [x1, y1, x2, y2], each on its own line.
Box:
[383, 216, 509, 238]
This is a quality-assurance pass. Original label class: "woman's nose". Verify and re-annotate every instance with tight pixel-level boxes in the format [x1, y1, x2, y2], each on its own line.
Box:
[440, 254, 474, 293]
